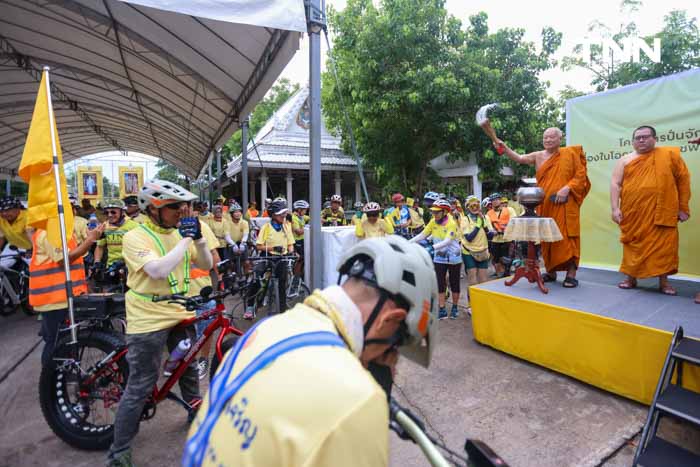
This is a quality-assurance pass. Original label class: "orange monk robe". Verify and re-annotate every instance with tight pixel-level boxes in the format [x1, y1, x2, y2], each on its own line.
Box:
[619, 147, 691, 279]
[536, 145, 591, 272]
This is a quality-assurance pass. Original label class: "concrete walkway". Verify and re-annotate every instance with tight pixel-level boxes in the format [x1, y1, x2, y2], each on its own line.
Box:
[1, 282, 698, 466]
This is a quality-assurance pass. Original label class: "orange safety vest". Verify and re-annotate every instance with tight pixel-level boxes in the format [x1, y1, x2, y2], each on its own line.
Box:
[190, 267, 210, 280]
[29, 233, 87, 307]
[487, 207, 510, 233]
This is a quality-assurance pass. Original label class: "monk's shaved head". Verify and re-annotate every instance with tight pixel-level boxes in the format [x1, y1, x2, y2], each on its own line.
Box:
[542, 127, 563, 151]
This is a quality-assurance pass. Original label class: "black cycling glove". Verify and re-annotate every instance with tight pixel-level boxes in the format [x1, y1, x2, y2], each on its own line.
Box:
[179, 217, 202, 240]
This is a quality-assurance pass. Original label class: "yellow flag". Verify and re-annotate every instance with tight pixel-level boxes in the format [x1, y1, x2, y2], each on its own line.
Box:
[18, 70, 74, 248]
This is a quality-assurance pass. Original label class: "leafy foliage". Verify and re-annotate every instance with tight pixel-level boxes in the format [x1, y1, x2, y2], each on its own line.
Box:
[322, 0, 562, 194]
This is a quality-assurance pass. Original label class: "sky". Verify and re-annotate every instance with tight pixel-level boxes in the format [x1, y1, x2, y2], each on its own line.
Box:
[278, 0, 698, 95]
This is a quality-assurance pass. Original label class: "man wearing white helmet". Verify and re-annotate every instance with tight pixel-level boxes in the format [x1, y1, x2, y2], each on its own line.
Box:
[355, 202, 394, 238]
[93, 199, 139, 270]
[185, 236, 438, 467]
[107, 180, 213, 466]
[321, 194, 346, 226]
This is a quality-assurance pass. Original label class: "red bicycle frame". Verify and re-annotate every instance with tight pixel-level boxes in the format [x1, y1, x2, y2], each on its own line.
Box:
[151, 302, 244, 404]
[78, 301, 245, 411]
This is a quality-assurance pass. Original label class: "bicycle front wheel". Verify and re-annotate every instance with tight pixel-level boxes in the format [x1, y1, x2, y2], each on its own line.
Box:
[286, 280, 310, 310]
[39, 330, 128, 451]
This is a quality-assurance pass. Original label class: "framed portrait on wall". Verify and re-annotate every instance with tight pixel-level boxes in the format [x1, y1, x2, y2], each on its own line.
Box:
[118, 166, 144, 199]
[77, 166, 103, 201]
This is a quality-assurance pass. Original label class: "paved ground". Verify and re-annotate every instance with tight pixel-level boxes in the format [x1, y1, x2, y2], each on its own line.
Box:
[1, 277, 698, 466]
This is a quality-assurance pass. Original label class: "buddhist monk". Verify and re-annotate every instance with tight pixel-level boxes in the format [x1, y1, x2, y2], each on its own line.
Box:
[610, 125, 691, 295]
[495, 128, 591, 287]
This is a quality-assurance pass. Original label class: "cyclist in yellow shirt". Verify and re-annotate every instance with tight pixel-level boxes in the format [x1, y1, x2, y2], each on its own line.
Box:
[108, 179, 213, 467]
[186, 236, 438, 467]
[460, 196, 493, 295]
[321, 194, 346, 226]
[0, 197, 32, 251]
[410, 199, 462, 320]
[207, 205, 232, 261]
[355, 202, 394, 238]
[227, 203, 249, 274]
[291, 200, 309, 253]
[244, 199, 294, 319]
[93, 199, 139, 271]
[123, 196, 147, 224]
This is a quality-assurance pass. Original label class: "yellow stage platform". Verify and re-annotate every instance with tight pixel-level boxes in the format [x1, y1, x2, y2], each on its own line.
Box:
[470, 269, 700, 405]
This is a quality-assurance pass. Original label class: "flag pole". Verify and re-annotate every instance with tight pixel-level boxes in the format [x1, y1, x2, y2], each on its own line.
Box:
[44, 66, 77, 345]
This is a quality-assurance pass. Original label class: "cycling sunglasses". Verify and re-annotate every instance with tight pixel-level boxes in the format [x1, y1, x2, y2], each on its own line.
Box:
[163, 201, 186, 210]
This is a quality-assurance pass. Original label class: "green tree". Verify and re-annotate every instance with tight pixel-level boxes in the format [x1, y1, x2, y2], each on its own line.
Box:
[562, 2, 700, 91]
[220, 78, 300, 162]
[154, 159, 183, 184]
[322, 0, 561, 194]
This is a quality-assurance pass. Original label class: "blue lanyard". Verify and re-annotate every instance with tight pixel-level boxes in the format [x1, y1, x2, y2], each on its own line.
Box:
[183, 322, 346, 467]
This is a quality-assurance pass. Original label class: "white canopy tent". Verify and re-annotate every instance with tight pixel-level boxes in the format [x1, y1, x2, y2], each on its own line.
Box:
[0, 0, 305, 178]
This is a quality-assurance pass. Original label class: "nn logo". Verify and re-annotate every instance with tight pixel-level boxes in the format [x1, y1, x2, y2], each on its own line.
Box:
[575, 37, 662, 64]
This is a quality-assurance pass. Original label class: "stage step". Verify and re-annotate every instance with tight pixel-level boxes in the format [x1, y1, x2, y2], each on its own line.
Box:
[634, 327, 700, 466]
[673, 338, 700, 365]
[656, 385, 700, 426]
[636, 437, 700, 467]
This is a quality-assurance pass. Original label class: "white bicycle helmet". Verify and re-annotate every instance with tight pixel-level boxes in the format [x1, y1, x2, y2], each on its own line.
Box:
[363, 201, 382, 213]
[230, 202, 242, 212]
[337, 236, 438, 367]
[354, 201, 364, 209]
[138, 179, 197, 211]
[293, 200, 310, 210]
[423, 191, 440, 202]
[330, 194, 342, 203]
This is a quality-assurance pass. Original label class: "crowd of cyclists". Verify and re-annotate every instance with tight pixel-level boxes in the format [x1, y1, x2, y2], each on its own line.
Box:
[0, 179, 523, 466]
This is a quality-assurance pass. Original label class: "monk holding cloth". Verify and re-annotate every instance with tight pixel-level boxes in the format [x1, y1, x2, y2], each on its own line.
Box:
[611, 125, 691, 295]
[495, 128, 591, 288]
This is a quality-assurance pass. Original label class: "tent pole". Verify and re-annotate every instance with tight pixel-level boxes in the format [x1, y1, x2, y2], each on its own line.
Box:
[45, 67, 77, 345]
[216, 149, 222, 199]
[307, 0, 325, 290]
[241, 117, 249, 214]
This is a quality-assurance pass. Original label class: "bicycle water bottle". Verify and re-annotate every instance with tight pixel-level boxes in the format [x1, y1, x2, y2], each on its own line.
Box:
[88, 213, 98, 230]
[163, 338, 191, 373]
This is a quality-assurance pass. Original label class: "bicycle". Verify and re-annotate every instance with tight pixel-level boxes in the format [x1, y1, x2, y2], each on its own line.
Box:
[39, 269, 246, 451]
[0, 248, 34, 317]
[243, 254, 309, 318]
[390, 398, 509, 467]
[89, 261, 128, 294]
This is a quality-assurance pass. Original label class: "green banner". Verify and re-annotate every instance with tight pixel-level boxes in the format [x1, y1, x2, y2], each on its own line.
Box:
[567, 69, 699, 278]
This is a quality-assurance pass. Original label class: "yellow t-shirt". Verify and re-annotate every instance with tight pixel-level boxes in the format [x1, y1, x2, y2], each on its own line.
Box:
[198, 213, 213, 227]
[73, 216, 88, 246]
[256, 222, 294, 253]
[32, 230, 73, 312]
[409, 208, 425, 229]
[128, 213, 148, 224]
[96, 218, 139, 266]
[229, 218, 250, 243]
[423, 216, 462, 264]
[188, 303, 388, 467]
[355, 217, 394, 238]
[460, 214, 492, 254]
[0, 210, 32, 250]
[291, 214, 309, 241]
[208, 217, 231, 248]
[122, 221, 200, 334]
[321, 207, 345, 226]
[191, 222, 218, 294]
